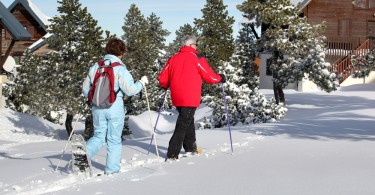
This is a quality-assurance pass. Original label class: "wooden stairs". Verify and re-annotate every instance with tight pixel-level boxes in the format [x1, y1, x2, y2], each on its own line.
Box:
[327, 39, 372, 84]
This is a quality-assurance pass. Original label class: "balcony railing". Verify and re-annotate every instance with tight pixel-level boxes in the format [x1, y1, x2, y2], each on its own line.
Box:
[325, 36, 368, 56]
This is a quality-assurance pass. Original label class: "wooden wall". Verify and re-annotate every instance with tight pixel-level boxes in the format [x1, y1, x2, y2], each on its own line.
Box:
[304, 0, 375, 38]
[1, 4, 47, 60]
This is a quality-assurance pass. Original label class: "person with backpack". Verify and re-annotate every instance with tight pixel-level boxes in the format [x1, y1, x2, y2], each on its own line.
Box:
[82, 37, 148, 174]
[158, 35, 225, 161]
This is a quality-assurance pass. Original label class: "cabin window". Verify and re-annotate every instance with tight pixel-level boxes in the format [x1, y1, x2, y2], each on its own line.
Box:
[266, 58, 272, 76]
[353, 0, 368, 8]
[370, 0, 375, 8]
[352, 0, 375, 8]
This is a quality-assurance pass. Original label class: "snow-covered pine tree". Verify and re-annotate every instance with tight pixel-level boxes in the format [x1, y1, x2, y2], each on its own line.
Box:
[202, 20, 287, 128]
[232, 18, 259, 90]
[351, 48, 375, 79]
[202, 62, 288, 127]
[203, 62, 245, 127]
[228, 21, 287, 124]
[121, 4, 150, 115]
[42, 0, 106, 135]
[203, 23, 255, 127]
[4, 49, 33, 113]
[4, 50, 58, 121]
[238, 0, 339, 99]
[122, 5, 170, 114]
[194, 0, 235, 95]
[147, 13, 170, 55]
[145, 13, 170, 110]
[194, 0, 235, 70]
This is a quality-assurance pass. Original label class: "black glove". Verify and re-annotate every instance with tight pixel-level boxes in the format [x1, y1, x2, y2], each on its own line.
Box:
[219, 74, 226, 83]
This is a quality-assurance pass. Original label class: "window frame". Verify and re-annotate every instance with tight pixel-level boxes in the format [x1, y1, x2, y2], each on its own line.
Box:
[352, 0, 375, 9]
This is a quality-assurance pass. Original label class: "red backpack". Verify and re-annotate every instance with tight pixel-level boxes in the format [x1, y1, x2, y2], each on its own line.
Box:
[88, 60, 121, 108]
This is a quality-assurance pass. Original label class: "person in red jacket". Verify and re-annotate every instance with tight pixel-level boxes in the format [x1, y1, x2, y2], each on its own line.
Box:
[158, 35, 225, 160]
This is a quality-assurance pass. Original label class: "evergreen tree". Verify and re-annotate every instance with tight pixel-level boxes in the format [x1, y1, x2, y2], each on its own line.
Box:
[121, 4, 150, 115]
[202, 62, 245, 127]
[166, 24, 198, 58]
[121, 4, 149, 78]
[41, 0, 105, 135]
[194, 0, 235, 71]
[351, 49, 375, 79]
[147, 13, 170, 55]
[232, 20, 259, 89]
[5, 0, 105, 136]
[122, 5, 170, 114]
[4, 50, 59, 122]
[202, 19, 287, 128]
[238, 0, 339, 100]
[145, 13, 170, 110]
[203, 51, 287, 127]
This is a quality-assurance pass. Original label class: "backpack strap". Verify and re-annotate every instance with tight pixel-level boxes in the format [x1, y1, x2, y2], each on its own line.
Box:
[98, 59, 122, 67]
[98, 60, 122, 95]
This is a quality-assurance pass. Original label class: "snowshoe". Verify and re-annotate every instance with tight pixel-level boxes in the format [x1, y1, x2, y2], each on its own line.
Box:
[71, 134, 92, 176]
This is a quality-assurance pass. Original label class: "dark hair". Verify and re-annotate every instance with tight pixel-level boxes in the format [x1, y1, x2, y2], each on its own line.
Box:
[105, 37, 127, 56]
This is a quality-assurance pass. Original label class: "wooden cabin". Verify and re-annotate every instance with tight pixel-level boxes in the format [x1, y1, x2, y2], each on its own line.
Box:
[260, 0, 375, 90]
[301, 0, 375, 84]
[1, 0, 49, 65]
[300, 0, 374, 62]
[0, 1, 31, 73]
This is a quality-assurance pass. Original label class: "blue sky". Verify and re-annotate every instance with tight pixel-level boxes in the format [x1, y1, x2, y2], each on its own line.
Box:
[2, 0, 248, 43]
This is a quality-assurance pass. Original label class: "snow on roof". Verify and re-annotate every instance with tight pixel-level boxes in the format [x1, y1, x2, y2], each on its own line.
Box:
[297, 0, 313, 10]
[290, 0, 305, 4]
[27, 0, 51, 25]
[28, 32, 53, 52]
[8, 0, 51, 31]
[289, 0, 313, 11]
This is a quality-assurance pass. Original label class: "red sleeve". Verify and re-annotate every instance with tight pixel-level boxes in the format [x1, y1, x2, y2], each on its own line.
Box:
[158, 60, 170, 89]
[197, 57, 222, 84]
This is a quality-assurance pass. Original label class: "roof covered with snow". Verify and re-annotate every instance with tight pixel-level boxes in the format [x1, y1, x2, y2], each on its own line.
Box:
[290, 0, 312, 11]
[297, 0, 313, 10]
[27, 32, 53, 52]
[8, 0, 51, 31]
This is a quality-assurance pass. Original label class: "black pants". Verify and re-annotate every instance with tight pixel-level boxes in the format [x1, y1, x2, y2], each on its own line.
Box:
[167, 107, 197, 158]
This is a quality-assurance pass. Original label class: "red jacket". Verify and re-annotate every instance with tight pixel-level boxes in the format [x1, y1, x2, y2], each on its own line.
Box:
[158, 46, 222, 107]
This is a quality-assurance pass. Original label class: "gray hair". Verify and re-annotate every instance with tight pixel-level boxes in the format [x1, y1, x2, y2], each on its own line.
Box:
[181, 35, 197, 46]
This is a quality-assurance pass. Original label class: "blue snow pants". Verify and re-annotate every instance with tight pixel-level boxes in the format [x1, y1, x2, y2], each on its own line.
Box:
[86, 98, 125, 174]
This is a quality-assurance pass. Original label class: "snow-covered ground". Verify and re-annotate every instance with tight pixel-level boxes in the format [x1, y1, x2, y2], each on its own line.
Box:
[1, 84, 375, 195]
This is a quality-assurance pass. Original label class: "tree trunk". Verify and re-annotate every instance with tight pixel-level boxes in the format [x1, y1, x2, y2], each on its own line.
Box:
[65, 114, 73, 138]
[273, 81, 285, 105]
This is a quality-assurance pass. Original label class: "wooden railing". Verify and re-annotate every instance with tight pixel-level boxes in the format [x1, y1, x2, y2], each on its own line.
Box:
[328, 39, 372, 83]
[325, 36, 368, 56]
